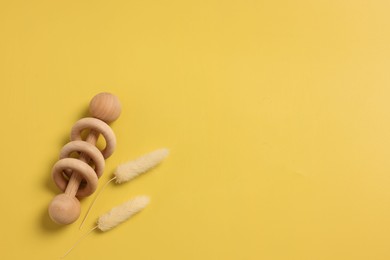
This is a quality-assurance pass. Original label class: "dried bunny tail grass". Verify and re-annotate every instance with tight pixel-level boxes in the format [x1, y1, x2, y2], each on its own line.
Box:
[79, 148, 168, 230]
[62, 196, 150, 258]
[97, 196, 150, 232]
[114, 148, 169, 184]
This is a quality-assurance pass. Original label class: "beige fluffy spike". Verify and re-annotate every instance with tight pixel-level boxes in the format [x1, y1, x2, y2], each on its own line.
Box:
[115, 148, 169, 183]
[62, 196, 150, 258]
[97, 195, 150, 231]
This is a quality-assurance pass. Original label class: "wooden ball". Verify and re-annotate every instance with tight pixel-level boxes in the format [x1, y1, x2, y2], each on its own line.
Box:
[89, 92, 121, 123]
[48, 194, 81, 225]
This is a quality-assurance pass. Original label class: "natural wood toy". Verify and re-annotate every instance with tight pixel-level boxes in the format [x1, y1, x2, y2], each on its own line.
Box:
[48, 92, 121, 225]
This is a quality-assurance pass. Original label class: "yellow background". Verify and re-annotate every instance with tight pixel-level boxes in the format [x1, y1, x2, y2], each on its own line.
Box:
[1, 0, 390, 259]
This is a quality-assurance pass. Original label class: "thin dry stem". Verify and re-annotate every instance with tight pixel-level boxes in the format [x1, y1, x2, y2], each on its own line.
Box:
[61, 226, 98, 258]
[79, 177, 116, 230]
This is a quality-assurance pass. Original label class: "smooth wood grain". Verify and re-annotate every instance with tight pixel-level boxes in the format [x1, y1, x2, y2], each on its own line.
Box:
[48, 93, 121, 225]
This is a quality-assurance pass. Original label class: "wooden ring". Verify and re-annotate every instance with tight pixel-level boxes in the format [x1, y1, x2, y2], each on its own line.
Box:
[59, 140, 105, 178]
[52, 158, 98, 198]
[70, 117, 116, 158]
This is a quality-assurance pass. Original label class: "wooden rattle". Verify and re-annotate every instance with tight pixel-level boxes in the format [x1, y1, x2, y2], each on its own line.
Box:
[48, 92, 121, 225]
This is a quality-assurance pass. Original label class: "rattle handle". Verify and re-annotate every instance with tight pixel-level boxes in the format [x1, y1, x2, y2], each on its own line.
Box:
[65, 130, 99, 197]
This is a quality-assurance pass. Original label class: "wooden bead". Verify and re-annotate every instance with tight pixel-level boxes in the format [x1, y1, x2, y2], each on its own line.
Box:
[89, 92, 121, 123]
[48, 194, 81, 225]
